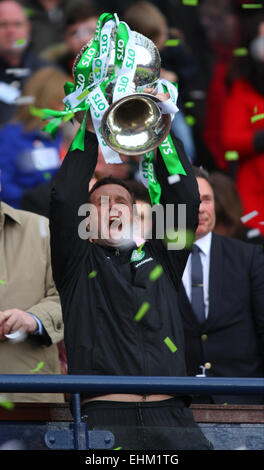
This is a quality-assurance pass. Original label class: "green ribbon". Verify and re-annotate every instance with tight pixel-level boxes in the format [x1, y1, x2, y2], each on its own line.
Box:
[144, 134, 187, 206]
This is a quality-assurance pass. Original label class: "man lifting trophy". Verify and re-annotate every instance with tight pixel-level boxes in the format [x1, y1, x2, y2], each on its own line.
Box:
[48, 12, 213, 450]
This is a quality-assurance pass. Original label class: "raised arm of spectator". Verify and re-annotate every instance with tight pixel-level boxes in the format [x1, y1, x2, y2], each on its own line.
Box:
[50, 131, 98, 289]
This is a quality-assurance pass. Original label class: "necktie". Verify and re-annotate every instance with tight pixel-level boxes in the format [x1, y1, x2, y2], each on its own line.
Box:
[191, 244, 205, 323]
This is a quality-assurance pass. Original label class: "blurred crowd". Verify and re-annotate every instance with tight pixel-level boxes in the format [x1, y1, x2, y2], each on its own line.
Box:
[0, 0, 263, 406]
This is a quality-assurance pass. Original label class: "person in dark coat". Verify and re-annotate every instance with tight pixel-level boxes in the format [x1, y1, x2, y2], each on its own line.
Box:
[179, 166, 264, 405]
[49, 96, 213, 449]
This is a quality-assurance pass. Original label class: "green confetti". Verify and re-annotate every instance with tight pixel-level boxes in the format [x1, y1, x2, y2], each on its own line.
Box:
[149, 265, 163, 281]
[242, 3, 263, 8]
[134, 302, 150, 322]
[185, 115, 196, 126]
[225, 150, 239, 161]
[164, 337, 178, 353]
[254, 106, 258, 113]
[232, 47, 248, 56]
[113, 446, 122, 450]
[223, 402, 228, 405]
[164, 229, 195, 250]
[137, 242, 145, 254]
[30, 361, 44, 373]
[15, 38, 26, 46]
[88, 271, 97, 279]
[0, 279, 6, 285]
[164, 39, 181, 47]
[43, 172, 51, 180]
[251, 113, 264, 123]
[182, 0, 198, 5]
[0, 399, 15, 411]
[184, 101, 195, 108]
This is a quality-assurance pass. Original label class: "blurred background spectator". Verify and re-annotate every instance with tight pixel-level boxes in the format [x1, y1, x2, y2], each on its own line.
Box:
[18, 0, 73, 55]
[123, 1, 199, 162]
[40, 1, 100, 77]
[0, 66, 69, 208]
[0, 0, 51, 125]
[222, 11, 264, 236]
[210, 171, 264, 244]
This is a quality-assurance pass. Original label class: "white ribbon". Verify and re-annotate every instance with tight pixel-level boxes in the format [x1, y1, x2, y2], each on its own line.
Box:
[155, 78, 179, 116]
[112, 23, 137, 103]
[88, 86, 122, 164]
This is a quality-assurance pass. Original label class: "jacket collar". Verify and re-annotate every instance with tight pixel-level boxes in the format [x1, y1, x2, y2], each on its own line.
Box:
[0, 201, 22, 226]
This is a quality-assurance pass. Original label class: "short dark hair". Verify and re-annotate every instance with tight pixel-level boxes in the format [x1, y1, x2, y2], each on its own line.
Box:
[88, 176, 136, 205]
[192, 166, 210, 182]
[65, 2, 100, 28]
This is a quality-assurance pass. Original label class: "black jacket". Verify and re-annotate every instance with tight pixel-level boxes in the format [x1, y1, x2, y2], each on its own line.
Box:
[178, 233, 264, 404]
[50, 132, 200, 397]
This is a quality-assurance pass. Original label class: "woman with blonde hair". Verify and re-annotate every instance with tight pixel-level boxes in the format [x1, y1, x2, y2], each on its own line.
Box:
[0, 66, 69, 208]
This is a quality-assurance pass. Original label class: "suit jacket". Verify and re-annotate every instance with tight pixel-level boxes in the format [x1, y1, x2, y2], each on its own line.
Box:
[0, 202, 64, 403]
[178, 233, 264, 404]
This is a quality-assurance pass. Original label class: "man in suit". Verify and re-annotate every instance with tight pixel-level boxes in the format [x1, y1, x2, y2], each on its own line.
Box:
[178, 166, 264, 404]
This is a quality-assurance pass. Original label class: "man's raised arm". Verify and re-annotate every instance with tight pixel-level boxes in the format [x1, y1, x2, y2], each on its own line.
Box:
[150, 134, 200, 288]
[49, 131, 98, 289]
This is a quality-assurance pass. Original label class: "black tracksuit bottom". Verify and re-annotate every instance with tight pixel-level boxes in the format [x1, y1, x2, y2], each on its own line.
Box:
[81, 397, 213, 450]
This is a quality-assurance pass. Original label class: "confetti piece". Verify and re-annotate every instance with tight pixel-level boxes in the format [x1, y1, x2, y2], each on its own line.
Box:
[240, 210, 258, 223]
[88, 270, 97, 278]
[182, 0, 198, 5]
[168, 174, 181, 184]
[149, 265, 163, 281]
[259, 221, 264, 225]
[251, 113, 264, 123]
[242, 3, 263, 8]
[185, 115, 196, 126]
[113, 447, 122, 450]
[43, 172, 51, 180]
[137, 242, 145, 254]
[184, 101, 195, 108]
[164, 229, 195, 250]
[224, 151, 239, 161]
[0, 399, 15, 411]
[134, 302, 150, 322]
[254, 106, 258, 113]
[232, 47, 248, 56]
[246, 228, 261, 238]
[164, 337, 178, 353]
[30, 361, 44, 373]
[0, 279, 6, 285]
[15, 39, 26, 46]
[164, 39, 181, 47]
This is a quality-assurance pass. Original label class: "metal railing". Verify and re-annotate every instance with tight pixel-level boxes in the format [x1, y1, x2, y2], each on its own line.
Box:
[0, 375, 263, 450]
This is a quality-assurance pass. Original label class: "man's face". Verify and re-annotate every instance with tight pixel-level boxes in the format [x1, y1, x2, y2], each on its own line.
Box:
[0, 1, 30, 56]
[88, 184, 134, 247]
[195, 177, 216, 240]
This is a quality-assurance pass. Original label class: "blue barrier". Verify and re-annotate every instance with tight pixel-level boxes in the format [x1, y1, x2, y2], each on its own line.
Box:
[0, 375, 263, 450]
[0, 374, 263, 395]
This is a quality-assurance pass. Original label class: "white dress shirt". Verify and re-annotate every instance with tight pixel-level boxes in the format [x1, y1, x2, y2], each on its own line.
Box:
[182, 231, 212, 319]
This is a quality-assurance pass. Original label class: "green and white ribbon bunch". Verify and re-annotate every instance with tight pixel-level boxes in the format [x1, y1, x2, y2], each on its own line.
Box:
[32, 12, 187, 203]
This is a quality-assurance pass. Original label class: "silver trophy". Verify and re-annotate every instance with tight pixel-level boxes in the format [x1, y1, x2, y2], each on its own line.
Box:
[73, 31, 171, 155]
